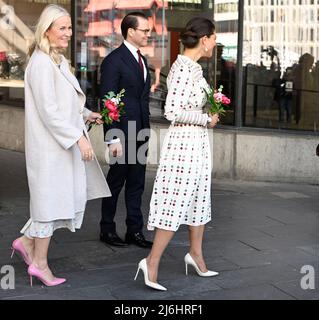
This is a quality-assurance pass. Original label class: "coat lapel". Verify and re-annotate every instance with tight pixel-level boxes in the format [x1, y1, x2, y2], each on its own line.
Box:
[119, 44, 144, 84]
[59, 57, 86, 107]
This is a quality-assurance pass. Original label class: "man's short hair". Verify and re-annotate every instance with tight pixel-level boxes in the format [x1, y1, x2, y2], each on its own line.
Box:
[121, 12, 148, 39]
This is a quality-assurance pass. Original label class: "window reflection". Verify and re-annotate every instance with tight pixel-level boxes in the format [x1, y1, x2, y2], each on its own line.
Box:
[76, 0, 220, 120]
[243, 0, 319, 131]
[0, 0, 71, 106]
[213, 0, 238, 125]
[77, 0, 170, 114]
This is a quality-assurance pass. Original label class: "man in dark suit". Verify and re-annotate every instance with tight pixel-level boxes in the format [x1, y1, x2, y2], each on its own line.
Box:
[99, 12, 152, 248]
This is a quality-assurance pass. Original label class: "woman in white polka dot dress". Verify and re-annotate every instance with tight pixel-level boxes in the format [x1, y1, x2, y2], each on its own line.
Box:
[134, 17, 220, 291]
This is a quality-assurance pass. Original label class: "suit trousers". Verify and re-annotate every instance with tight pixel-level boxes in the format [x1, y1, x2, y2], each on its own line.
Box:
[100, 141, 147, 234]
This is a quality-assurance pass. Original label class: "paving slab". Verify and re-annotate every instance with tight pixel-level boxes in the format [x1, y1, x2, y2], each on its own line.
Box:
[1, 148, 319, 300]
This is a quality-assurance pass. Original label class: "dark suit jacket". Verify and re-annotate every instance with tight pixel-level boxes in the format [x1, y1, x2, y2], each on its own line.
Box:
[100, 43, 151, 142]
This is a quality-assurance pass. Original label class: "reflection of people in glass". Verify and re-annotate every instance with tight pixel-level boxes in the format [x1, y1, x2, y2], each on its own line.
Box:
[312, 61, 319, 90]
[279, 68, 293, 123]
[271, 71, 282, 110]
[134, 17, 220, 291]
[264, 46, 280, 71]
[11, 4, 110, 287]
[291, 53, 314, 124]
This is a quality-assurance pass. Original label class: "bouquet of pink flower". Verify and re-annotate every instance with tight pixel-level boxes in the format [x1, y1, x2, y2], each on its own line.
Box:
[205, 85, 231, 116]
[101, 89, 125, 125]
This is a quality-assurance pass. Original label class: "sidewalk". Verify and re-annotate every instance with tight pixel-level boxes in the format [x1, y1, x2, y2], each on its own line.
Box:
[0, 148, 319, 300]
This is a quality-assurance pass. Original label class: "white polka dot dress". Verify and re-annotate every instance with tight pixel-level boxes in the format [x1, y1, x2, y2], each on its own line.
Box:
[148, 55, 212, 232]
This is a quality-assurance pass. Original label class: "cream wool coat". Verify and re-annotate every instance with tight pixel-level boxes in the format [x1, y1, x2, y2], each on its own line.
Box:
[24, 49, 111, 222]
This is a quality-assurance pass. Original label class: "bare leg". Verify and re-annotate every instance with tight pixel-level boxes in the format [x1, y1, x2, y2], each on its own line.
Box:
[146, 229, 175, 283]
[188, 225, 208, 273]
[18, 235, 35, 262]
[32, 237, 56, 281]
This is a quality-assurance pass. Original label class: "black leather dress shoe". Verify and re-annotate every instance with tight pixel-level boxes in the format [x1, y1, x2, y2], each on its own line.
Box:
[125, 232, 153, 248]
[100, 232, 128, 247]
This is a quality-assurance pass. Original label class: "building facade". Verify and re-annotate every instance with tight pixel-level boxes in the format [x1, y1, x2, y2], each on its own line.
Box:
[0, 0, 319, 133]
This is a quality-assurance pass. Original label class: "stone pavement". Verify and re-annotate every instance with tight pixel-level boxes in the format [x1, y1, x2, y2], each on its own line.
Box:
[0, 148, 319, 300]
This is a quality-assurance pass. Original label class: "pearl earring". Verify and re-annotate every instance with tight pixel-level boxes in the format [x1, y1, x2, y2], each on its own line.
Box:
[205, 47, 208, 52]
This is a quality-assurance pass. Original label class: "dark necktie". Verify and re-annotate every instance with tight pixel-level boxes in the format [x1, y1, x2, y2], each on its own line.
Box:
[137, 49, 144, 79]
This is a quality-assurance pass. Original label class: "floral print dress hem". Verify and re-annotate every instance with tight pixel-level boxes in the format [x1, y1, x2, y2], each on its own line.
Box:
[20, 211, 84, 239]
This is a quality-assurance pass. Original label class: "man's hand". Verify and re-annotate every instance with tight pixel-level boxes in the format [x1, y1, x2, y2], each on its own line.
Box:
[87, 112, 103, 125]
[109, 142, 123, 158]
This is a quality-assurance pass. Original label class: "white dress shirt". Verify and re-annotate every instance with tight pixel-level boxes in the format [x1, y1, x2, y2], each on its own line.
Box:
[124, 40, 147, 82]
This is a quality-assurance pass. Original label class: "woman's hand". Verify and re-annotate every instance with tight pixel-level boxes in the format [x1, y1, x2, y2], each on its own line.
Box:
[77, 136, 94, 161]
[87, 112, 103, 125]
[207, 113, 220, 128]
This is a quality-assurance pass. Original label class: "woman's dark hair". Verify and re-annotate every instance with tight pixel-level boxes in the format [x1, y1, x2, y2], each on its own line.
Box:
[121, 12, 148, 39]
[180, 17, 215, 49]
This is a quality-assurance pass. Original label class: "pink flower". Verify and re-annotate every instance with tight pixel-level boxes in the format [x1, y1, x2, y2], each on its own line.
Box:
[222, 96, 231, 105]
[213, 92, 223, 102]
[105, 100, 117, 112]
[109, 111, 119, 121]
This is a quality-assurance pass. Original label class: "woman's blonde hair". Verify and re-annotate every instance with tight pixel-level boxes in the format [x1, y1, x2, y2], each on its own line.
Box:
[29, 4, 70, 64]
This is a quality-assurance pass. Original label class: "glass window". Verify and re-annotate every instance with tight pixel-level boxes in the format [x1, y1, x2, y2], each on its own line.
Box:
[0, 0, 71, 107]
[75, 0, 172, 115]
[213, 1, 238, 126]
[75, 0, 233, 124]
[243, 0, 319, 132]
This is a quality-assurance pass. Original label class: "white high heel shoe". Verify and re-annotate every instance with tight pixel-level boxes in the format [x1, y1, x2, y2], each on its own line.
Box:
[184, 253, 219, 277]
[134, 258, 167, 291]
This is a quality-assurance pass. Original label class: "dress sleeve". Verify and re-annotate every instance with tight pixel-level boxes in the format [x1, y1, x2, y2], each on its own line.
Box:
[164, 66, 208, 126]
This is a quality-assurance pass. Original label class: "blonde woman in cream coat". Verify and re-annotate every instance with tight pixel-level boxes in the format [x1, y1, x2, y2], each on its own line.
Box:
[10, 4, 111, 287]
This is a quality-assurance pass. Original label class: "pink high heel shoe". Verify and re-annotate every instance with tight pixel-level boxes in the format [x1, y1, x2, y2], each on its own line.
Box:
[28, 265, 66, 287]
[11, 238, 32, 266]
